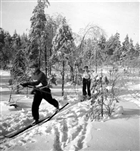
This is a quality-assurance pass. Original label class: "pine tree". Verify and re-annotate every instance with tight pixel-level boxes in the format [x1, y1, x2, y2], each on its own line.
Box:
[121, 34, 130, 62]
[97, 35, 107, 64]
[11, 49, 27, 93]
[126, 39, 138, 70]
[44, 14, 66, 76]
[122, 34, 130, 53]
[12, 30, 21, 48]
[29, 0, 47, 66]
[0, 28, 5, 68]
[112, 33, 121, 63]
[105, 33, 121, 65]
[11, 30, 22, 63]
[120, 35, 131, 67]
[135, 43, 140, 57]
[133, 43, 140, 69]
[52, 21, 73, 95]
[2, 32, 13, 68]
[0, 29, 13, 69]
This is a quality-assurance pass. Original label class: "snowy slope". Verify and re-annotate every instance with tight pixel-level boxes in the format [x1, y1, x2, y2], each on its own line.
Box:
[0, 69, 140, 151]
[0, 98, 91, 151]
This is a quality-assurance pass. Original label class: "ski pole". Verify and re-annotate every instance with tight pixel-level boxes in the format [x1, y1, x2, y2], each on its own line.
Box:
[27, 85, 52, 95]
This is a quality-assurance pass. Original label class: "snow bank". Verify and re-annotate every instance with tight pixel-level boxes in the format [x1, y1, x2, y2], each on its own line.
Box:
[119, 94, 140, 108]
[0, 97, 139, 151]
[127, 84, 140, 91]
[0, 70, 10, 76]
[0, 69, 140, 151]
[0, 98, 91, 151]
[0, 87, 10, 91]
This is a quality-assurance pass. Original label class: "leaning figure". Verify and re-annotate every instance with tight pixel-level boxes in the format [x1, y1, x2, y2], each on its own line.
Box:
[20, 63, 59, 124]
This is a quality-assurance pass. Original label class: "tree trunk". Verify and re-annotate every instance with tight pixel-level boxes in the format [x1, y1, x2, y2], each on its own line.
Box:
[49, 48, 52, 75]
[95, 49, 97, 73]
[38, 38, 42, 68]
[100, 71, 104, 117]
[70, 65, 74, 82]
[62, 59, 65, 96]
[44, 45, 47, 78]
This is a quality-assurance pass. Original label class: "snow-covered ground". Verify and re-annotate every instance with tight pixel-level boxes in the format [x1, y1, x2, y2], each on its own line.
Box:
[0, 69, 140, 151]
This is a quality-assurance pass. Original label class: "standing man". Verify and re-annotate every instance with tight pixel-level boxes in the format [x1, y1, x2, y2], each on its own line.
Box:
[20, 63, 59, 124]
[82, 66, 91, 100]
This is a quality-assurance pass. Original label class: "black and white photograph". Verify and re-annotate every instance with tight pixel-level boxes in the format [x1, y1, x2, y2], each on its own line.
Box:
[0, 0, 140, 150]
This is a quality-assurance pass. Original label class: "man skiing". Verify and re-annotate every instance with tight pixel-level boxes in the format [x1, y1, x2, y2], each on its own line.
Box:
[20, 63, 59, 124]
[82, 66, 91, 100]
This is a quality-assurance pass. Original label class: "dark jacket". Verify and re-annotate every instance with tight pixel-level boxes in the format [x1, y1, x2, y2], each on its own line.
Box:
[28, 69, 48, 87]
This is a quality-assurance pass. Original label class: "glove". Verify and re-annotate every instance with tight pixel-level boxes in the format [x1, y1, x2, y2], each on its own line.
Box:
[20, 83, 29, 87]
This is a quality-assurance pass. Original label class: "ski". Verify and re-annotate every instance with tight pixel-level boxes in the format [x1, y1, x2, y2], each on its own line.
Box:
[4, 117, 50, 139]
[4, 103, 69, 138]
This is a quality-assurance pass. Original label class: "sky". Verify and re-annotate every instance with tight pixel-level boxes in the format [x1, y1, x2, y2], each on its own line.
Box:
[0, 0, 139, 44]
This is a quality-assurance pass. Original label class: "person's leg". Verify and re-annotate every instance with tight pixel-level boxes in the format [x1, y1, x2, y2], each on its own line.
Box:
[32, 90, 42, 122]
[43, 88, 59, 109]
[82, 78, 87, 96]
[87, 80, 91, 98]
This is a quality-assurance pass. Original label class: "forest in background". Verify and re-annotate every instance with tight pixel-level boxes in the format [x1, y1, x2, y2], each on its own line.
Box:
[0, 0, 140, 89]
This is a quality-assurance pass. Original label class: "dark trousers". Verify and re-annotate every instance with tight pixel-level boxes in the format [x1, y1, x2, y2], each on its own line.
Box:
[82, 78, 91, 97]
[32, 87, 59, 121]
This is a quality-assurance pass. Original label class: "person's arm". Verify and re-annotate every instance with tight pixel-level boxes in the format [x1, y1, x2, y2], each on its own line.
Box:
[82, 72, 85, 79]
[21, 72, 43, 87]
[88, 71, 91, 80]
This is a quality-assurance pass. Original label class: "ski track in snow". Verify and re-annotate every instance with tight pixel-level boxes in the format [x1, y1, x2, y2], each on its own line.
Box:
[1, 95, 137, 151]
[0, 70, 140, 151]
[0, 98, 92, 151]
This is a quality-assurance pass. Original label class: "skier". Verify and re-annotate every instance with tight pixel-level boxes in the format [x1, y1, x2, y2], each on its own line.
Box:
[20, 63, 59, 124]
[82, 66, 91, 100]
